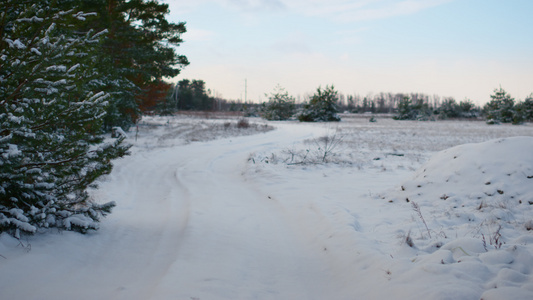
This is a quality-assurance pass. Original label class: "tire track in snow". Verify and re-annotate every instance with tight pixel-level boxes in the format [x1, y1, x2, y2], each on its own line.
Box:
[80, 147, 194, 300]
[148, 126, 344, 300]
[111, 148, 195, 299]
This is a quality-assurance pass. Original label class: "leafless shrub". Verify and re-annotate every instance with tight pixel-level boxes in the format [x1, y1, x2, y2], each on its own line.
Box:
[283, 148, 311, 165]
[482, 224, 503, 251]
[313, 127, 345, 163]
[277, 127, 345, 165]
[237, 118, 250, 128]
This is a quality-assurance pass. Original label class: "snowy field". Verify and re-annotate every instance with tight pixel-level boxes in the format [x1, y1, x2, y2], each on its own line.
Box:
[1, 114, 533, 300]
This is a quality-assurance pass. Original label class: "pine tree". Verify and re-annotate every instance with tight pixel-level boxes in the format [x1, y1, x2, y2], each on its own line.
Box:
[0, 0, 129, 237]
[138, 80, 173, 112]
[458, 99, 478, 118]
[75, 0, 189, 130]
[298, 85, 341, 122]
[393, 96, 413, 120]
[261, 85, 296, 121]
[436, 98, 460, 119]
[393, 95, 432, 120]
[515, 95, 533, 122]
[175, 79, 215, 111]
[484, 87, 516, 124]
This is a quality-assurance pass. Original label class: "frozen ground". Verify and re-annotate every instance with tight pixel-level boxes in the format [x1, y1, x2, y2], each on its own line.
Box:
[1, 115, 532, 300]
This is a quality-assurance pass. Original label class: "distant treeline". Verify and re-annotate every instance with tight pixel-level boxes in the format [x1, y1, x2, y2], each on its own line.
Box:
[149, 80, 532, 124]
[151, 80, 468, 114]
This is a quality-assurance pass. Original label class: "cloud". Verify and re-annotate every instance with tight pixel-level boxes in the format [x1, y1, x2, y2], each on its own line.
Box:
[340, 0, 455, 22]
[164, 0, 453, 20]
[226, 0, 286, 11]
[283, 0, 455, 22]
[287, 0, 374, 16]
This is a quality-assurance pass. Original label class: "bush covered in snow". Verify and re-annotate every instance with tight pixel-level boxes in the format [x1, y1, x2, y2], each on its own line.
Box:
[0, 1, 129, 237]
[393, 95, 432, 120]
[260, 85, 296, 121]
[515, 94, 533, 123]
[298, 85, 341, 122]
[483, 87, 523, 124]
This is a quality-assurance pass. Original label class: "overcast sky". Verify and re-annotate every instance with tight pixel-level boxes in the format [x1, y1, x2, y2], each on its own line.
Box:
[162, 0, 533, 105]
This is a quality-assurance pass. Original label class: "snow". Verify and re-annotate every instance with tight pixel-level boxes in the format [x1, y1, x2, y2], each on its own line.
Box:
[45, 65, 67, 72]
[4, 38, 26, 49]
[112, 126, 128, 139]
[30, 48, 42, 56]
[1, 115, 533, 299]
[2, 144, 22, 158]
[67, 63, 80, 73]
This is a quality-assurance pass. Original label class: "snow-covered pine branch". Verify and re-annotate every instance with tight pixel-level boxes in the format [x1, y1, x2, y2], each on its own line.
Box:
[0, 0, 129, 237]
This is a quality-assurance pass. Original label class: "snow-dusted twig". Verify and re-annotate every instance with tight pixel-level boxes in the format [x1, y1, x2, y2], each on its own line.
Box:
[16, 238, 31, 253]
[411, 201, 431, 239]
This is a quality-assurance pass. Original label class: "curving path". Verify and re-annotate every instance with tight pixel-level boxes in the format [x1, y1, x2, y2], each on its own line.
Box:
[0, 122, 350, 300]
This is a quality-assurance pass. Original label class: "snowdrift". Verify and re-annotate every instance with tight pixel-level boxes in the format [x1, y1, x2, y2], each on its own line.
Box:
[387, 136, 533, 299]
[394, 136, 533, 236]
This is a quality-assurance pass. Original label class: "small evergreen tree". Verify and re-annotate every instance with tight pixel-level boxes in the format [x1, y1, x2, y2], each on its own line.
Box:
[261, 85, 296, 121]
[411, 98, 432, 120]
[484, 87, 516, 123]
[516, 95, 533, 122]
[393, 95, 432, 120]
[298, 85, 341, 122]
[512, 103, 526, 125]
[0, 1, 129, 237]
[393, 96, 415, 120]
[458, 99, 479, 118]
[436, 98, 460, 119]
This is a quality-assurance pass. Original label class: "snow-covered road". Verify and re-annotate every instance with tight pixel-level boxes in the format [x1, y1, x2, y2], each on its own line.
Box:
[2, 117, 533, 300]
[145, 127, 342, 299]
[1, 122, 359, 300]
